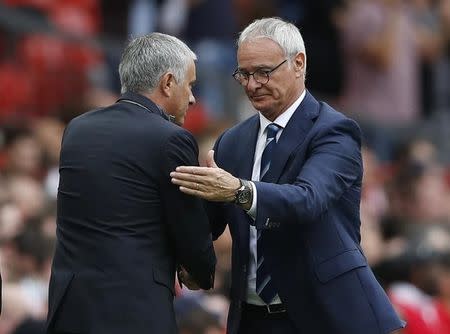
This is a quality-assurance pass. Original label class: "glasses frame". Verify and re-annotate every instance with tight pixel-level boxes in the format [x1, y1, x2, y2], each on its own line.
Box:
[232, 59, 288, 86]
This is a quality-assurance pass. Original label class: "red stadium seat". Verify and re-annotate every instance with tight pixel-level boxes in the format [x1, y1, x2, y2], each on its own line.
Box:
[17, 34, 67, 73]
[49, 2, 99, 37]
[0, 62, 34, 120]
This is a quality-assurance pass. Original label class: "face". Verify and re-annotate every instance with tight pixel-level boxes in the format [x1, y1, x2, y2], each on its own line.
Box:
[166, 59, 196, 125]
[236, 38, 305, 121]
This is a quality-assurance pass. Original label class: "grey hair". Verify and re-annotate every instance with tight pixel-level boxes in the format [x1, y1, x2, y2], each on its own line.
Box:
[238, 17, 306, 66]
[119, 32, 196, 94]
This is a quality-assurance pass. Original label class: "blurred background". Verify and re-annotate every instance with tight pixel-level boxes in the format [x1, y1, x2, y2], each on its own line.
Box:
[0, 0, 449, 333]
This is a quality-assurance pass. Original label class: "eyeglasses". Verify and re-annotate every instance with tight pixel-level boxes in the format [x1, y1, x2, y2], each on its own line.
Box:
[232, 59, 288, 86]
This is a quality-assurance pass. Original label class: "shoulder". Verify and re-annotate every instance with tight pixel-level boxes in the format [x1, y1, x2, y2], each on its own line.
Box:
[160, 125, 200, 169]
[62, 106, 109, 140]
[64, 102, 124, 134]
[66, 106, 104, 125]
[315, 102, 362, 144]
[166, 125, 197, 148]
[319, 102, 360, 126]
[318, 102, 350, 122]
[159, 124, 199, 160]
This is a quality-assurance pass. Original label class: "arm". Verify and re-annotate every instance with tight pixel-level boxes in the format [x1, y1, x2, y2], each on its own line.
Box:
[205, 201, 229, 241]
[160, 130, 216, 290]
[171, 119, 362, 228]
[254, 119, 362, 229]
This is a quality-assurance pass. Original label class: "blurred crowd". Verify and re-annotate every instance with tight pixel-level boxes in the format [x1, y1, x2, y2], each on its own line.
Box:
[0, 0, 450, 333]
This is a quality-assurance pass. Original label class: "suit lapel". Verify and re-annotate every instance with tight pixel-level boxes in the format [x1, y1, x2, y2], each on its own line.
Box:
[236, 115, 260, 179]
[263, 91, 320, 183]
[232, 116, 259, 255]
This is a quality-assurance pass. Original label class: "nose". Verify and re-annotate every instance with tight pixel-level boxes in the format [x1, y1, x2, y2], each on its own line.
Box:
[246, 75, 261, 92]
[189, 93, 196, 106]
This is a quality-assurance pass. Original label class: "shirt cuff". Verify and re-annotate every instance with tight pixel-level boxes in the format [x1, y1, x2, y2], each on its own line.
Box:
[246, 181, 257, 220]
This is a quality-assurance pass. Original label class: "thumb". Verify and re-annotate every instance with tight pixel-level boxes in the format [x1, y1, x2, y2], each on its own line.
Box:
[206, 150, 218, 168]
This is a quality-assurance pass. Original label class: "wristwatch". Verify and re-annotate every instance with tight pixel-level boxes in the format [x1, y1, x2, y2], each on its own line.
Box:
[234, 179, 252, 206]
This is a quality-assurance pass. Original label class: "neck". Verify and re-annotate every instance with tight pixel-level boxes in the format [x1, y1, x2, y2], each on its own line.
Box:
[143, 90, 165, 110]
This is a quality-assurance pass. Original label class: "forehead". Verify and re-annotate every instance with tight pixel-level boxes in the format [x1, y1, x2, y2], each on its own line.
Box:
[237, 38, 284, 68]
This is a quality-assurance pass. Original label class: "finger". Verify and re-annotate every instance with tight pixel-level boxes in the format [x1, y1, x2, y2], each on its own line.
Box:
[178, 186, 224, 202]
[206, 150, 218, 168]
[171, 177, 200, 189]
[170, 172, 208, 183]
[171, 178, 202, 191]
[175, 166, 211, 175]
[179, 186, 209, 199]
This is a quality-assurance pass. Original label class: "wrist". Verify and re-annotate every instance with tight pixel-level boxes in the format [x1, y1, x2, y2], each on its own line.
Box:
[234, 179, 253, 208]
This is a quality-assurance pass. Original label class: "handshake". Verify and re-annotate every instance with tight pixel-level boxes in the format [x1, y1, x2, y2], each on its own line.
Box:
[177, 266, 200, 290]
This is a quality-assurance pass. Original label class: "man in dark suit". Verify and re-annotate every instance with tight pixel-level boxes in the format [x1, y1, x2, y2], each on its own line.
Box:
[47, 33, 216, 334]
[171, 18, 405, 334]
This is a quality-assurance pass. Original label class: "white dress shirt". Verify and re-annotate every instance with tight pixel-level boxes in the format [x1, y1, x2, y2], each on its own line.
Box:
[246, 89, 306, 305]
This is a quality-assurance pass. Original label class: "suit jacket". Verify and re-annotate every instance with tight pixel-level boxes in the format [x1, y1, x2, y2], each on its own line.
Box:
[208, 92, 405, 334]
[47, 92, 216, 334]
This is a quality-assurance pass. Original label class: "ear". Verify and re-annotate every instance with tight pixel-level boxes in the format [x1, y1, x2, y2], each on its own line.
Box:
[159, 72, 176, 98]
[293, 52, 306, 78]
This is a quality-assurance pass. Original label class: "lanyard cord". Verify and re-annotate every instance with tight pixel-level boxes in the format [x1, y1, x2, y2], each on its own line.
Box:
[120, 99, 175, 123]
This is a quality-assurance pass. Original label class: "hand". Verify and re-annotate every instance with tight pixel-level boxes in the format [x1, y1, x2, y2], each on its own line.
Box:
[170, 150, 241, 202]
[177, 266, 200, 290]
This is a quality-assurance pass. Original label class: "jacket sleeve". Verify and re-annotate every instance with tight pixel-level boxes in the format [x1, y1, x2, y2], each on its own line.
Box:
[254, 118, 362, 229]
[159, 129, 216, 289]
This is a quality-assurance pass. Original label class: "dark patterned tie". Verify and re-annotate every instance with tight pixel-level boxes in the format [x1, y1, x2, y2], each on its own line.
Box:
[259, 123, 281, 181]
[257, 123, 281, 304]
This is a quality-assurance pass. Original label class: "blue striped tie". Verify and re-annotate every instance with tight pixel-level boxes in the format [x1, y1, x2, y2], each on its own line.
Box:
[257, 123, 280, 304]
[259, 123, 281, 181]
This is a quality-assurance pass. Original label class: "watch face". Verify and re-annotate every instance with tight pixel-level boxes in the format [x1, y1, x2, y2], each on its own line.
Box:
[238, 188, 251, 204]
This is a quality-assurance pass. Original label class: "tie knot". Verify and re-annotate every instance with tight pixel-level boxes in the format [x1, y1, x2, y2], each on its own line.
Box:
[266, 123, 280, 140]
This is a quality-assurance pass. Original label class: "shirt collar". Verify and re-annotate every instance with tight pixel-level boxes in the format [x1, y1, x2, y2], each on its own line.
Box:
[258, 89, 306, 134]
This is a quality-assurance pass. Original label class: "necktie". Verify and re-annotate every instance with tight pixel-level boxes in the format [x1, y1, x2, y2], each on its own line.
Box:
[256, 123, 281, 304]
[260, 123, 281, 181]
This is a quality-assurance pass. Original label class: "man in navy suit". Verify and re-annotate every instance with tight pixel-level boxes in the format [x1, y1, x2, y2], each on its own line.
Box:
[171, 18, 405, 334]
[47, 33, 216, 334]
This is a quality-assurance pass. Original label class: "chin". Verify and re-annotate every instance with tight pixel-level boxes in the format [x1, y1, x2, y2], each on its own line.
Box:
[257, 107, 278, 120]
[252, 101, 270, 113]
[177, 115, 186, 125]
[251, 100, 264, 109]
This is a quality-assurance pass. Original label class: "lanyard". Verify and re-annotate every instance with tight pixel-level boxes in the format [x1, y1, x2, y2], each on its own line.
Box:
[120, 99, 175, 123]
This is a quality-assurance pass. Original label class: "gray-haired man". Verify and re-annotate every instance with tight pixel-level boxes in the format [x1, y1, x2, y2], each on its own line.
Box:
[171, 17, 405, 334]
[47, 33, 216, 334]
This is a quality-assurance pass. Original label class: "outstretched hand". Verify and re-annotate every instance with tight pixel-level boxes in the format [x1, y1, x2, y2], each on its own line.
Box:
[170, 150, 240, 202]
